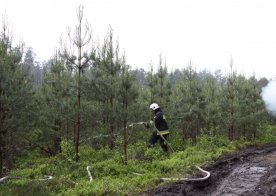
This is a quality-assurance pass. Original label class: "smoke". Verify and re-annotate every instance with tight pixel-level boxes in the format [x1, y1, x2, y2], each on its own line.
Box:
[261, 80, 276, 116]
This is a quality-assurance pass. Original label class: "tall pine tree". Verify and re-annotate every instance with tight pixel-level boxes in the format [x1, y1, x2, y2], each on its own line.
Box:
[60, 5, 94, 161]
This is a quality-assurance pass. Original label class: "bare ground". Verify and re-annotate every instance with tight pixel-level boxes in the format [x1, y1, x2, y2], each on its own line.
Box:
[147, 144, 276, 196]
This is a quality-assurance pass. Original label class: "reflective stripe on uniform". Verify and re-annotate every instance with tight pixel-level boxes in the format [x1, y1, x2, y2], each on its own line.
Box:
[157, 130, 170, 135]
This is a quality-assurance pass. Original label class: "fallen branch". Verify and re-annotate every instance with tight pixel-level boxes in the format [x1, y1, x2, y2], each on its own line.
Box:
[87, 166, 93, 182]
[160, 166, 210, 181]
[130, 172, 143, 176]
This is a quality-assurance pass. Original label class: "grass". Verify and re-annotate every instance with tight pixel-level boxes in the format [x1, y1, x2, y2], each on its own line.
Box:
[1, 125, 275, 195]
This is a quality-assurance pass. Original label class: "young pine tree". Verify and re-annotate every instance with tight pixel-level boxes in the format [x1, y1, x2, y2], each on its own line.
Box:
[89, 27, 121, 149]
[0, 21, 34, 176]
[118, 62, 138, 164]
[60, 5, 94, 161]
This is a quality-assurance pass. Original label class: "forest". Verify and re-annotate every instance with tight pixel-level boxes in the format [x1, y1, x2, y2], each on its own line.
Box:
[1, 6, 276, 196]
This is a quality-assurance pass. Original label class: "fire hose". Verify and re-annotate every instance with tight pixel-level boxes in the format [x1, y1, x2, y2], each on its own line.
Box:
[154, 127, 174, 152]
[160, 166, 210, 181]
[0, 175, 53, 183]
[126, 121, 148, 142]
[86, 165, 210, 183]
[127, 121, 174, 152]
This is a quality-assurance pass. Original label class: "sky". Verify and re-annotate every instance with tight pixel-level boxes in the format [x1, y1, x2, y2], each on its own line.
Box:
[1, 0, 276, 79]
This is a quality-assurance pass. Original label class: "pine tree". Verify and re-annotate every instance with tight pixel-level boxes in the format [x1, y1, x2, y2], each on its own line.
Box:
[33, 53, 74, 155]
[171, 62, 203, 143]
[145, 62, 156, 104]
[156, 54, 171, 111]
[22, 47, 43, 85]
[60, 5, 94, 161]
[0, 20, 33, 176]
[220, 59, 239, 139]
[201, 71, 220, 135]
[118, 62, 138, 164]
[236, 75, 265, 138]
[89, 27, 121, 149]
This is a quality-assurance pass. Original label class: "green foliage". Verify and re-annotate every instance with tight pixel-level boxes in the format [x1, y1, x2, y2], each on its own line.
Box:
[144, 147, 166, 161]
[0, 180, 53, 196]
[4, 130, 274, 195]
[196, 134, 236, 160]
[2, 7, 276, 196]
[128, 141, 148, 160]
[0, 24, 36, 175]
[254, 124, 276, 143]
[60, 138, 75, 161]
[169, 131, 188, 151]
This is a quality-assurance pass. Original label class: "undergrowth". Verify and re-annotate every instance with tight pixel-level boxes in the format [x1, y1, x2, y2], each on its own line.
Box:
[0, 125, 275, 195]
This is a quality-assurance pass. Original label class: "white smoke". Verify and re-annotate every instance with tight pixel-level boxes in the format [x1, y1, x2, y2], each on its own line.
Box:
[261, 80, 276, 116]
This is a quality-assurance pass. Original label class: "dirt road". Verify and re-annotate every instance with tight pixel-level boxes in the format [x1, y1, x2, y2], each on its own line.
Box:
[150, 144, 276, 196]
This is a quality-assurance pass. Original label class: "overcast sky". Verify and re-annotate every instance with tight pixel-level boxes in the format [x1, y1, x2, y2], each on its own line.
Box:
[1, 0, 276, 79]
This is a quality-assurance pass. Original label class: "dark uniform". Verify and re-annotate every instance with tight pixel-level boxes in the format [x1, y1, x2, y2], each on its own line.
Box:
[149, 108, 170, 152]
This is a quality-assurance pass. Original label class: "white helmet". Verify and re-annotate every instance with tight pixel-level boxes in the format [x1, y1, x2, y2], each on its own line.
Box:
[149, 103, 159, 111]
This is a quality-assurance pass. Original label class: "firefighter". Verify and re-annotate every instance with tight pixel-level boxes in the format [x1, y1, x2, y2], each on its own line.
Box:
[148, 103, 170, 152]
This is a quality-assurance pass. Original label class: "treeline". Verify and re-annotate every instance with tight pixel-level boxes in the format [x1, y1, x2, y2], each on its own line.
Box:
[0, 10, 273, 176]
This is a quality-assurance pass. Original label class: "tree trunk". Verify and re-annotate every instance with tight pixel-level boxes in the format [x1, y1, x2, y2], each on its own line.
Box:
[0, 88, 4, 177]
[53, 119, 61, 154]
[123, 119, 127, 165]
[0, 132, 3, 177]
[108, 95, 115, 150]
[123, 94, 128, 165]
[75, 67, 81, 161]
